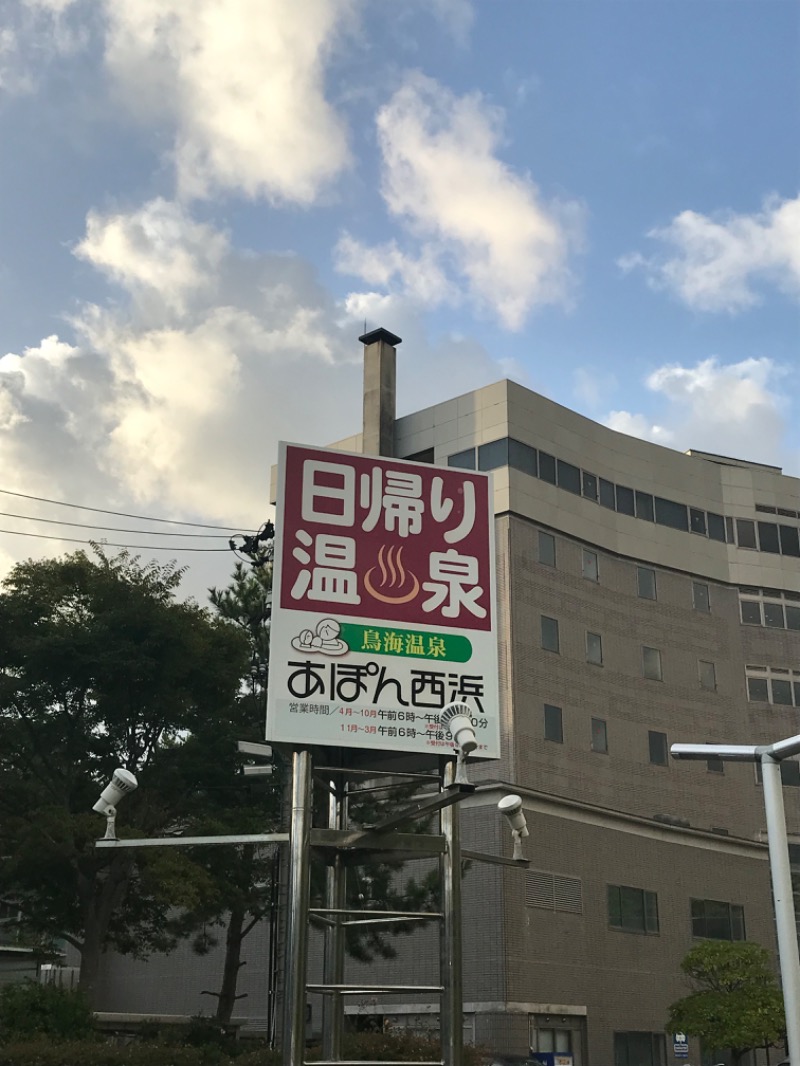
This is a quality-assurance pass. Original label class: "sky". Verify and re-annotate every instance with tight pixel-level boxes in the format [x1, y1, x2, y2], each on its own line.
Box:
[0, 0, 798, 602]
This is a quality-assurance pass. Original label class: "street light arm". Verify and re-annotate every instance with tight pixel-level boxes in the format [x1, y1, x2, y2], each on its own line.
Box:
[762, 732, 800, 761]
[670, 743, 759, 761]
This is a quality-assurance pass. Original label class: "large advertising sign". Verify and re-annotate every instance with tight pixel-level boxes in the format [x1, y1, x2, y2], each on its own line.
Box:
[266, 443, 500, 758]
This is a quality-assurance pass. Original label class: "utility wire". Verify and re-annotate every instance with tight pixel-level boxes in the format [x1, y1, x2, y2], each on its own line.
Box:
[0, 529, 230, 552]
[0, 510, 228, 538]
[0, 488, 250, 531]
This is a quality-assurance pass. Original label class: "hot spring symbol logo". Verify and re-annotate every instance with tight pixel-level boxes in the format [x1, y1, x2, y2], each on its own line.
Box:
[363, 544, 420, 604]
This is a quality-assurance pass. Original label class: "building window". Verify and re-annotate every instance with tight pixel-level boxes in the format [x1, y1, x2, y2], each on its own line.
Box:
[614, 1032, 666, 1066]
[538, 531, 556, 567]
[649, 730, 668, 766]
[556, 459, 581, 495]
[758, 522, 781, 553]
[477, 438, 509, 471]
[690, 508, 707, 535]
[535, 1028, 573, 1054]
[741, 599, 762, 625]
[541, 615, 560, 653]
[591, 717, 608, 753]
[747, 673, 769, 701]
[538, 451, 556, 484]
[637, 567, 657, 600]
[582, 548, 599, 582]
[608, 885, 659, 934]
[707, 756, 724, 774]
[655, 496, 689, 531]
[756, 760, 800, 787]
[616, 485, 635, 516]
[508, 438, 537, 476]
[707, 512, 726, 541]
[736, 519, 757, 549]
[599, 478, 616, 509]
[780, 524, 800, 556]
[642, 646, 662, 681]
[582, 471, 598, 500]
[544, 704, 563, 743]
[698, 660, 716, 691]
[586, 631, 603, 665]
[447, 448, 476, 470]
[691, 898, 745, 941]
[692, 581, 710, 612]
[635, 491, 655, 522]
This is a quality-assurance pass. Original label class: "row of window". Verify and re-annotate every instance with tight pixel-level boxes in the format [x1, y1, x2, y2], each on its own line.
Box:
[540, 614, 717, 689]
[543, 701, 800, 783]
[528, 870, 746, 942]
[544, 704, 671, 766]
[450, 436, 800, 557]
[740, 588, 800, 630]
[537, 530, 713, 611]
[746, 665, 800, 707]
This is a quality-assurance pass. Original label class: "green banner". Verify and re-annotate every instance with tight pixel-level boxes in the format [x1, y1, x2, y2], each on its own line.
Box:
[339, 622, 472, 663]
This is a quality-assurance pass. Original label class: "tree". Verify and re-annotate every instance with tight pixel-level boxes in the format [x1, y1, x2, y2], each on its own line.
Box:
[667, 941, 785, 1064]
[0, 548, 249, 1001]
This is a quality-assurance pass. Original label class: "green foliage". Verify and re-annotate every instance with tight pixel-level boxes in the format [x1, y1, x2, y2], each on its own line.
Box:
[0, 1039, 280, 1066]
[0, 1029, 484, 1066]
[667, 941, 785, 1059]
[0, 548, 250, 996]
[334, 1030, 485, 1063]
[0, 983, 93, 1042]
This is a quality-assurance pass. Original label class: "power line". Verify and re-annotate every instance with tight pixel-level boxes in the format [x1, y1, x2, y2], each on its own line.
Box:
[0, 488, 251, 531]
[0, 510, 228, 539]
[0, 528, 230, 552]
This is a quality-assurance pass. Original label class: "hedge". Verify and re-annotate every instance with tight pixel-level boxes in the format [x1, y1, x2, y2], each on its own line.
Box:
[0, 1032, 486, 1065]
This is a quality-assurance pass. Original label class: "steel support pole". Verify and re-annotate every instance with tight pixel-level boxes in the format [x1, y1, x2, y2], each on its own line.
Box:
[760, 755, 800, 1061]
[282, 750, 313, 1066]
[440, 759, 463, 1066]
[322, 780, 347, 1061]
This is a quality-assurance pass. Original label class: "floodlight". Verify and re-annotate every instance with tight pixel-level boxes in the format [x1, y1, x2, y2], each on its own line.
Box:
[92, 768, 138, 840]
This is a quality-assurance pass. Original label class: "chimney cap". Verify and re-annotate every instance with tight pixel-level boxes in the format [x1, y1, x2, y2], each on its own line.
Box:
[359, 327, 402, 347]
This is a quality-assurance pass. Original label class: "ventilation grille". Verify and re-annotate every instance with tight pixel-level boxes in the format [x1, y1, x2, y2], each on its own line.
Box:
[525, 869, 583, 914]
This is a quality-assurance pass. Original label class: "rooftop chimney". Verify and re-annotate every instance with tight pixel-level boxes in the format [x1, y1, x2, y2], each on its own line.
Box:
[360, 327, 401, 458]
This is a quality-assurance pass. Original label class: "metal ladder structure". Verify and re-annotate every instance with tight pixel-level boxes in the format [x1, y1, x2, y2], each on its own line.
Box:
[280, 749, 474, 1066]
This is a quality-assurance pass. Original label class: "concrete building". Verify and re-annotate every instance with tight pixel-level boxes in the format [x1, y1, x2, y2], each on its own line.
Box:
[322, 330, 799, 1063]
[94, 330, 799, 1063]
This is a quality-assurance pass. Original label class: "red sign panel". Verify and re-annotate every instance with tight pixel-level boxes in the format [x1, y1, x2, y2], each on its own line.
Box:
[279, 445, 492, 631]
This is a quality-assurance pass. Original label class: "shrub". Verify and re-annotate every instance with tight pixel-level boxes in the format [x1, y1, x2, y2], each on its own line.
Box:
[0, 1039, 277, 1066]
[0, 984, 94, 1042]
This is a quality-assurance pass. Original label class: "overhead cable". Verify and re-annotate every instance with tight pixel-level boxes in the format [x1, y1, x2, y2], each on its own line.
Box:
[0, 528, 230, 552]
[0, 488, 250, 531]
[0, 510, 228, 538]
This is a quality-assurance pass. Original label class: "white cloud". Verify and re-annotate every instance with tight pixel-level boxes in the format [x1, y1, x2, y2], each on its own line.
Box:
[75, 199, 229, 316]
[336, 73, 583, 330]
[0, 0, 86, 93]
[101, 0, 355, 204]
[335, 234, 459, 309]
[605, 411, 674, 445]
[605, 356, 790, 467]
[0, 198, 513, 587]
[621, 194, 800, 312]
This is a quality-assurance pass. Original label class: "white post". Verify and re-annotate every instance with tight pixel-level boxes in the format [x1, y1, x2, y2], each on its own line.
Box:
[761, 755, 800, 1061]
